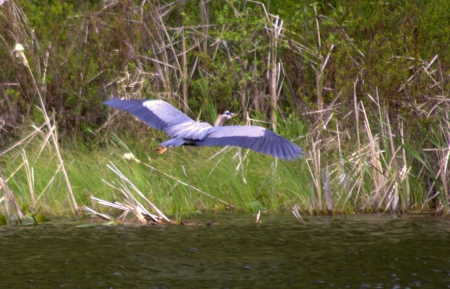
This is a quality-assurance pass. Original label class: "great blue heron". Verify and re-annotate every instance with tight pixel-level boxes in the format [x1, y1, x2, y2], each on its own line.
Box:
[104, 99, 305, 160]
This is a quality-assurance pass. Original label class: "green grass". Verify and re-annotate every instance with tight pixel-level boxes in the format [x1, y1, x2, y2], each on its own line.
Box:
[1, 133, 311, 219]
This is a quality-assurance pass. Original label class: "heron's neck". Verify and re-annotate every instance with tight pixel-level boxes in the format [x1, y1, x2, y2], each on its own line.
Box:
[214, 115, 228, 127]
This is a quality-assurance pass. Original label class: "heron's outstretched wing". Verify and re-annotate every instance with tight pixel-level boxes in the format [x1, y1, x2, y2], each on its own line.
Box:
[197, 126, 304, 160]
[104, 99, 195, 136]
[105, 99, 305, 160]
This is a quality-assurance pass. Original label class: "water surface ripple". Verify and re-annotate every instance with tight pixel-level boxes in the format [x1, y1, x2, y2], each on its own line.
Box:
[1, 213, 450, 288]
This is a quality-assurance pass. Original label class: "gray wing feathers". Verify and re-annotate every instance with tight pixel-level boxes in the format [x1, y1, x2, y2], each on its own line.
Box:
[196, 126, 304, 160]
[105, 99, 304, 160]
[104, 99, 195, 135]
[165, 122, 212, 140]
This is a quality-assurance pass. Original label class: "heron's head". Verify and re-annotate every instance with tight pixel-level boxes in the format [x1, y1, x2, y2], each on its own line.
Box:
[222, 111, 237, 120]
[214, 111, 236, 126]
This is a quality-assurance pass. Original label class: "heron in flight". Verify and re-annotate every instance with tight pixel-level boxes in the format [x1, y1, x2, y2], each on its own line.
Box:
[104, 99, 304, 160]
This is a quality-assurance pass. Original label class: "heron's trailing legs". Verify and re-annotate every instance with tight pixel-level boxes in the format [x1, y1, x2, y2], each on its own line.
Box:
[156, 146, 168, 154]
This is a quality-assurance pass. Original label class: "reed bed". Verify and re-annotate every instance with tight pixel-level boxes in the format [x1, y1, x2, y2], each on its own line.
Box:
[1, 104, 447, 222]
[1, 0, 450, 223]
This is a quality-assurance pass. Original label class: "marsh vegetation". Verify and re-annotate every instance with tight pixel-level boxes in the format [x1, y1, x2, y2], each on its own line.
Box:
[1, 0, 450, 223]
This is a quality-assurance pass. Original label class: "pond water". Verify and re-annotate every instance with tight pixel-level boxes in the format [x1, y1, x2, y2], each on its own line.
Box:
[1, 213, 450, 288]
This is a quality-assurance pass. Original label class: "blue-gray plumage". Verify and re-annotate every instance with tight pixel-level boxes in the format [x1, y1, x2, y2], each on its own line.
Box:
[104, 99, 305, 160]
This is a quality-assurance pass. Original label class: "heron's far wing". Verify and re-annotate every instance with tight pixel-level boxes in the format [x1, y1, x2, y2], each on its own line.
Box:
[104, 99, 195, 134]
[196, 126, 305, 160]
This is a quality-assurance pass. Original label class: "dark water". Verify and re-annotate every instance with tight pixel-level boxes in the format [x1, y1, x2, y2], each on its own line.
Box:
[1, 213, 450, 288]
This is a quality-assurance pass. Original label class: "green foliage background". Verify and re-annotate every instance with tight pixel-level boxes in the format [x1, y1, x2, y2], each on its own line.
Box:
[2, 0, 449, 133]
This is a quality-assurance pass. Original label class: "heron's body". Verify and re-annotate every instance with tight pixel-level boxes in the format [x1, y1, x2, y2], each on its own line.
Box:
[104, 99, 304, 160]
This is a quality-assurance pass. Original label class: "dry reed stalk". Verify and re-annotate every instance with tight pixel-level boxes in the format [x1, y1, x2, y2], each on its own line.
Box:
[158, 16, 182, 74]
[5, 160, 25, 182]
[36, 119, 55, 158]
[292, 204, 305, 225]
[149, 6, 184, 102]
[181, 28, 188, 113]
[421, 118, 450, 214]
[374, 145, 402, 211]
[313, 3, 321, 48]
[330, 116, 395, 212]
[91, 196, 130, 211]
[101, 176, 152, 220]
[353, 80, 362, 159]
[383, 166, 410, 213]
[286, 35, 319, 60]
[385, 112, 403, 212]
[117, 184, 150, 225]
[335, 122, 348, 210]
[149, 43, 171, 96]
[310, 2, 333, 114]
[0, 177, 24, 222]
[399, 121, 411, 209]
[316, 44, 334, 115]
[200, 0, 209, 53]
[421, 115, 450, 214]
[306, 139, 322, 213]
[92, 194, 160, 223]
[255, 210, 261, 224]
[238, 57, 250, 116]
[41, 47, 49, 93]
[107, 162, 171, 223]
[15, 44, 79, 214]
[438, 113, 450, 205]
[360, 101, 384, 205]
[35, 164, 62, 203]
[251, 60, 262, 111]
[310, 188, 317, 215]
[0, 123, 45, 157]
[82, 205, 113, 221]
[324, 165, 332, 215]
[396, 55, 439, 93]
[181, 165, 193, 200]
[351, 80, 372, 209]
[0, 178, 11, 218]
[436, 58, 445, 95]
[234, 147, 248, 185]
[206, 146, 234, 176]
[267, 15, 283, 133]
[21, 149, 35, 209]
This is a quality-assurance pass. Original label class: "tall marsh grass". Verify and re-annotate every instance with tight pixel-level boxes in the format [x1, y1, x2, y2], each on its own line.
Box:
[1, 131, 311, 218]
[1, 100, 447, 220]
